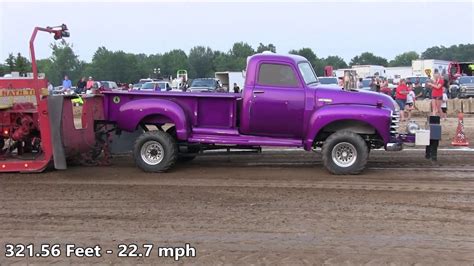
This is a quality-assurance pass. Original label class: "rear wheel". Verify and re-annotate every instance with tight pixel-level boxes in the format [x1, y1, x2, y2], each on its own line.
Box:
[133, 130, 177, 172]
[322, 131, 368, 175]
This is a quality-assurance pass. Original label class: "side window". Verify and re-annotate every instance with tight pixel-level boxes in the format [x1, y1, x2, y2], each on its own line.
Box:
[257, 63, 299, 87]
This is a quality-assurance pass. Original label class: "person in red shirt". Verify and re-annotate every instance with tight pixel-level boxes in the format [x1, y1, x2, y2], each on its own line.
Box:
[427, 72, 444, 116]
[395, 79, 409, 121]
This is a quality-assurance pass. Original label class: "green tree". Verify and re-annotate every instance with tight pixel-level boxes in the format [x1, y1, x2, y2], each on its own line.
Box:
[256, 43, 276, 53]
[229, 42, 255, 70]
[323, 55, 348, 69]
[36, 59, 52, 76]
[213, 51, 234, 71]
[86, 47, 143, 83]
[350, 52, 388, 66]
[3, 53, 31, 76]
[47, 41, 82, 85]
[14, 53, 31, 75]
[289, 48, 317, 63]
[389, 51, 419, 67]
[160, 49, 191, 78]
[0, 64, 6, 76]
[5, 53, 15, 72]
[188, 46, 215, 78]
[421, 44, 474, 61]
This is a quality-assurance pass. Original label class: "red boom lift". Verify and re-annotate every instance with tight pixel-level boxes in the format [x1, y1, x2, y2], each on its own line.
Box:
[0, 25, 106, 172]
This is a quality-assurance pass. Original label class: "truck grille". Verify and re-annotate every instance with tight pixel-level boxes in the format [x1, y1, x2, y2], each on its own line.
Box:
[390, 111, 400, 136]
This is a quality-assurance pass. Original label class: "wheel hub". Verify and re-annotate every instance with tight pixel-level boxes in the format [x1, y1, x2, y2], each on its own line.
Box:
[331, 142, 357, 168]
[140, 141, 164, 165]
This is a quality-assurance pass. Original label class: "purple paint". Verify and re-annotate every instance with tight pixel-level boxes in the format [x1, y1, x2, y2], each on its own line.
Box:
[103, 53, 400, 151]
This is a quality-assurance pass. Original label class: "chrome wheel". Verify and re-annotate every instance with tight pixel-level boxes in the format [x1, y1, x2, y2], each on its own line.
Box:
[140, 141, 164, 165]
[331, 142, 357, 168]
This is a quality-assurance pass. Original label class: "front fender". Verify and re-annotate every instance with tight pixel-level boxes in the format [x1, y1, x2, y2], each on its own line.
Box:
[304, 105, 392, 150]
[117, 99, 189, 140]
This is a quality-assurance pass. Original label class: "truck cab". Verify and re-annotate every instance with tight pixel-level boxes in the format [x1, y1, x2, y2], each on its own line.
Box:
[104, 53, 401, 175]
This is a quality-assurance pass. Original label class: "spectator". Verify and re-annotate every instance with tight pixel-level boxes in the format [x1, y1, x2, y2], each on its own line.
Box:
[62, 75, 72, 92]
[86, 76, 95, 90]
[441, 88, 448, 120]
[76, 77, 86, 94]
[370, 77, 380, 92]
[233, 83, 240, 93]
[413, 77, 425, 99]
[358, 78, 363, 89]
[405, 82, 416, 120]
[380, 78, 391, 96]
[426, 72, 444, 117]
[47, 82, 54, 94]
[395, 79, 409, 121]
[154, 83, 161, 91]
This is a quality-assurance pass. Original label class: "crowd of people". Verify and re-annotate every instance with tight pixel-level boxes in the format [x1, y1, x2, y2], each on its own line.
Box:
[47, 76, 100, 95]
[394, 72, 448, 122]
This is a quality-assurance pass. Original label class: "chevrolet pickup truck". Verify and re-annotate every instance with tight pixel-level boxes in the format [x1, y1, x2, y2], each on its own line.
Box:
[103, 53, 402, 175]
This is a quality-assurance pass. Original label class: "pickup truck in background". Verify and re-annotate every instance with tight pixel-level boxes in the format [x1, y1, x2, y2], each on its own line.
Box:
[188, 78, 222, 92]
[103, 53, 402, 175]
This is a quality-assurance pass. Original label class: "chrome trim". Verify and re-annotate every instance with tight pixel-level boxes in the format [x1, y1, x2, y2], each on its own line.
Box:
[385, 142, 403, 151]
[390, 111, 400, 137]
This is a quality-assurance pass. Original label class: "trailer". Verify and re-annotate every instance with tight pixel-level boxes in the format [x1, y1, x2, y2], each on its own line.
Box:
[215, 71, 245, 92]
[385, 66, 412, 79]
[412, 59, 451, 77]
[350, 65, 386, 78]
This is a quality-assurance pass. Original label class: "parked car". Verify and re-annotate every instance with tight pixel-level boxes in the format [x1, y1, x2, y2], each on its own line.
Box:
[188, 78, 222, 92]
[132, 83, 142, 90]
[359, 78, 372, 91]
[96, 81, 119, 91]
[139, 81, 172, 92]
[318, 77, 339, 87]
[451, 76, 474, 98]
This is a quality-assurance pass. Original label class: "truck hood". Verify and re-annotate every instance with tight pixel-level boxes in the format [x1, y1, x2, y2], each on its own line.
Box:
[315, 86, 397, 111]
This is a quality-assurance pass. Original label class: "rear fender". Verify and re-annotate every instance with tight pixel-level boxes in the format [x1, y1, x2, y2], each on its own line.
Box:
[304, 105, 392, 150]
[117, 99, 189, 140]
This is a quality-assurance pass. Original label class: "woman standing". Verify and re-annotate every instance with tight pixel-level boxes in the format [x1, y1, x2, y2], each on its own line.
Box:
[427, 73, 444, 116]
[395, 79, 409, 121]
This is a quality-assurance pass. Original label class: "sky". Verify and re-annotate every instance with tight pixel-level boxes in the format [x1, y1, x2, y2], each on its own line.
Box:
[0, 1, 473, 63]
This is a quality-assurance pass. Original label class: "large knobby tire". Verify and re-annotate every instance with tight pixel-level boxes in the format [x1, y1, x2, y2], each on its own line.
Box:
[133, 130, 177, 172]
[166, 126, 199, 162]
[322, 131, 368, 175]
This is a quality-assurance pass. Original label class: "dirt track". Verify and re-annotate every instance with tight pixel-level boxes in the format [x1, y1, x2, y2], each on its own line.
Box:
[1, 149, 474, 265]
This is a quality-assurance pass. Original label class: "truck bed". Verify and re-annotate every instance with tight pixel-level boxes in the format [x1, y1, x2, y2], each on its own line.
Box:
[103, 90, 241, 129]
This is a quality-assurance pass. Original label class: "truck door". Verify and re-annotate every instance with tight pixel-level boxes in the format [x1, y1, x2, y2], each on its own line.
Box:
[248, 62, 305, 138]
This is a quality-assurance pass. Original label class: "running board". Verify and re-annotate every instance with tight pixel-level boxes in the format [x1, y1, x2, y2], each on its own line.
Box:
[188, 133, 303, 147]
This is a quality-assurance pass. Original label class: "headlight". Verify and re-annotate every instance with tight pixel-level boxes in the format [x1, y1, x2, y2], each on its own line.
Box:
[407, 121, 420, 135]
[461, 86, 467, 92]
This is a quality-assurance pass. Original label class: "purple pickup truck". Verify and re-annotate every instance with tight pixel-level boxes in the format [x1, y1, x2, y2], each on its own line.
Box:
[103, 53, 402, 175]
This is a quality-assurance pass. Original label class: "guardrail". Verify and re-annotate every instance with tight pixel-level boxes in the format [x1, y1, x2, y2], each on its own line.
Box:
[415, 98, 474, 114]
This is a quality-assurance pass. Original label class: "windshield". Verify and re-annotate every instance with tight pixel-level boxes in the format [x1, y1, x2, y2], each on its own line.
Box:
[362, 79, 371, 87]
[319, 77, 338, 85]
[191, 79, 215, 87]
[298, 62, 318, 85]
[459, 76, 474, 84]
[141, 82, 157, 90]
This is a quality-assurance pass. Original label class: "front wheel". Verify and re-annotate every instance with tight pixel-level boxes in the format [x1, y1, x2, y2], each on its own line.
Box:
[322, 131, 368, 175]
[133, 131, 177, 172]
